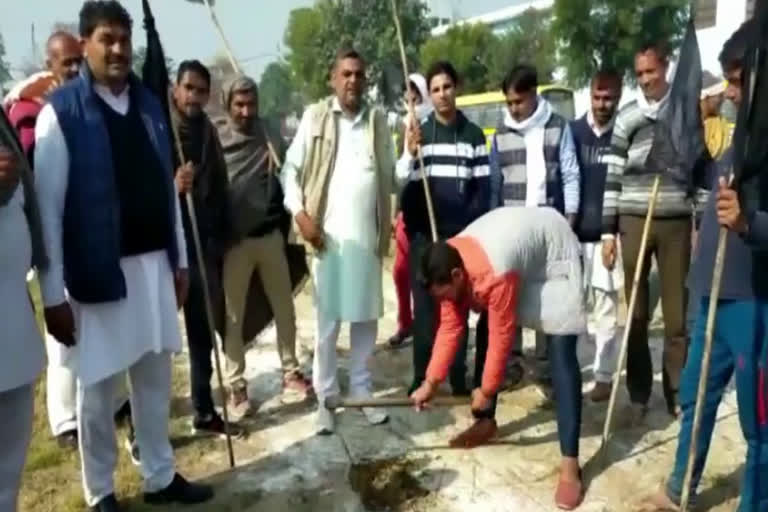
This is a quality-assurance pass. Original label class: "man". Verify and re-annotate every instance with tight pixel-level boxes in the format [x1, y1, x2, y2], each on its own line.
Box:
[218, 74, 311, 419]
[489, 64, 581, 389]
[700, 71, 730, 161]
[388, 73, 433, 348]
[410, 207, 587, 511]
[34, 2, 213, 510]
[282, 47, 395, 434]
[0, 108, 47, 512]
[171, 60, 243, 436]
[5, 30, 134, 452]
[641, 19, 768, 511]
[397, 60, 490, 396]
[571, 70, 624, 402]
[602, 43, 690, 419]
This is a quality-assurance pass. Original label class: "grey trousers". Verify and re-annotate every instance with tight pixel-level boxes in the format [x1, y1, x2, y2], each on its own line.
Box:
[0, 383, 34, 512]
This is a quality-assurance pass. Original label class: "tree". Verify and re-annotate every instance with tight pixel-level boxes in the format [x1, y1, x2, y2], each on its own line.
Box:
[487, 8, 558, 88]
[419, 23, 497, 94]
[259, 61, 302, 121]
[552, 0, 689, 87]
[283, 0, 431, 107]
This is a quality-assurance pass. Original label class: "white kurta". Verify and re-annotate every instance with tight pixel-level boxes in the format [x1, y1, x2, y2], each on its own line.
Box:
[282, 99, 382, 323]
[34, 85, 187, 387]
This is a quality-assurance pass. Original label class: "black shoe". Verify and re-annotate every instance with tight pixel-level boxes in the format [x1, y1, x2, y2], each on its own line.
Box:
[144, 473, 214, 505]
[56, 429, 78, 450]
[90, 494, 121, 512]
[387, 329, 412, 348]
[192, 413, 245, 439]
[123, 426, 140, 466]
[113, 400, 132, 426]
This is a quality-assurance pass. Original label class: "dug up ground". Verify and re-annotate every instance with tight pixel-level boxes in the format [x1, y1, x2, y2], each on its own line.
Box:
[20, 259, 744, 512]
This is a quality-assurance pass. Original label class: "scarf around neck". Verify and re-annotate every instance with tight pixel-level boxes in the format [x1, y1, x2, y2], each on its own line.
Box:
[504, 97, 552, 133]
[637, 86, 671, 121]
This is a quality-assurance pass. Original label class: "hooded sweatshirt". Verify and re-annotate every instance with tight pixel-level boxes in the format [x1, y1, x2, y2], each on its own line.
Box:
[396, 110, 490, 239]
[217, 75, 288, 240]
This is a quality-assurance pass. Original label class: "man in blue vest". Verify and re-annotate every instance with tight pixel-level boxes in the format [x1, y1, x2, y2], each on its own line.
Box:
[488, 64, 581, 390]
[34, 2, 213, 510]
[571, 70, 624, 402]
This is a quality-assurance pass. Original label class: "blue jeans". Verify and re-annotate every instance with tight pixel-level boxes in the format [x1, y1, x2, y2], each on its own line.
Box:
[667, 298, 768, 511]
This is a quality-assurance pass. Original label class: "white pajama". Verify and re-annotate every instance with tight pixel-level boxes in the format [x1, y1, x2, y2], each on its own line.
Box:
[313, 307, 377, 401]
[78, 351, 175, 505]
[0, 384, 35, 512]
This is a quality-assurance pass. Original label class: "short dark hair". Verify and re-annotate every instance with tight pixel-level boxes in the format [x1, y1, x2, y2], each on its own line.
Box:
[79, 0, 132, 38]
[333, 46, 365, 70]
[426, 60, 459, 89]
[501, 64, 538, 95]
[177, 60, 211, 88]
[420, 242, 463, 288]
[591, 69, 623, 91]
[636, 42, 669, 63]
[719, 19, 755, 72]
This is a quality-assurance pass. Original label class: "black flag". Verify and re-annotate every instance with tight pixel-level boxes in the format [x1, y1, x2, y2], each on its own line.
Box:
[644, 16, 707, 186]
[141, 0, 172, 123]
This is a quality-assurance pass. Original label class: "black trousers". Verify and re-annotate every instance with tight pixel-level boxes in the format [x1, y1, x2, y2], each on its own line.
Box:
[408, 233, 468, 394]
[182, 260, 226, 419]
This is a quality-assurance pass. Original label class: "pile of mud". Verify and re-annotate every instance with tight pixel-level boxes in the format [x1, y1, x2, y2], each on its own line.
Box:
[348, 457, 434, 511]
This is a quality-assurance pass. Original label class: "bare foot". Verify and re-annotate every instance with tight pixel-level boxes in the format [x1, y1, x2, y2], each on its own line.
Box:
[635, 488, 680, 511]
[449, 418, 497, 448]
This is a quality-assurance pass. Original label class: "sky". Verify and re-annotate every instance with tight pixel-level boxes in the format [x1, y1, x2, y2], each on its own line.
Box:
[0, 0, 526, 80]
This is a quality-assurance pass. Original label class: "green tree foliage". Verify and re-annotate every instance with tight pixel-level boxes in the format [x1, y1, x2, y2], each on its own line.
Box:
[487, 8, 558, 89]
[419, 23, 496, 94]
[0, 33, 12, 85]
[283, 0, 431, 107]
[259, 61, 303, 120]
[552, 0, 689, 87]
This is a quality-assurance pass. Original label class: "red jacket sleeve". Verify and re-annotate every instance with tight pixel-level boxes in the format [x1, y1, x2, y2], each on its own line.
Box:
[480, 272, 520, 396]
[6, 100, 42, 164]
[425, 299, 468, 385]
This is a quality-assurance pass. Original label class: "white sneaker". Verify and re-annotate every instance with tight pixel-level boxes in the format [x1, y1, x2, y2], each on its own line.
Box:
[315, 405, 335, 435]
[362, 406, 389, 425]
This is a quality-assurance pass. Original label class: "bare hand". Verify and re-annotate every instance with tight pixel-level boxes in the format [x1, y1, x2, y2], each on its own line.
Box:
[406, 120, 422, 157]
[0, 149, 19, 187]
[716, 177, 748, 233]
[175, 269, 190, 309]
[410, 380, 438, 411]
[470, 388, 493, 413]
[602, 239, 617, 270]
[44, 303, 76, 347]
[175, 162, 195, 195]
[296, 211, 325, 252]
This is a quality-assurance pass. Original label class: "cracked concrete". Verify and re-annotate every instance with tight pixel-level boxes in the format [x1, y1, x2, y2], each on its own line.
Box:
[173, 259, 743, 512]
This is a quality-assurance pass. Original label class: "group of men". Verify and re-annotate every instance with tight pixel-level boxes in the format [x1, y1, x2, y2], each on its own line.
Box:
[0, 0, 765, 511]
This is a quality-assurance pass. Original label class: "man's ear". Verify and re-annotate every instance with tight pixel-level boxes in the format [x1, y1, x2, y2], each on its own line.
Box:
[450, 267, 463, 281]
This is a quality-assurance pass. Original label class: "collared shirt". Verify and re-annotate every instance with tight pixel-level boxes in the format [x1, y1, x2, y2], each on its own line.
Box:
[587, 110, 615, 139]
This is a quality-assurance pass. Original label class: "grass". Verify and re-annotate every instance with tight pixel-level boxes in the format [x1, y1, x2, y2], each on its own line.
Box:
[19, 280, 232, 512]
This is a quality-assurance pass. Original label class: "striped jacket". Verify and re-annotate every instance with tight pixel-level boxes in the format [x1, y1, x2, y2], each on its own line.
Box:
[602, 99, 693, 235]
[489, 113, 580, 214]
[396, 111, 490, 239]
[426, 207, 586, 395]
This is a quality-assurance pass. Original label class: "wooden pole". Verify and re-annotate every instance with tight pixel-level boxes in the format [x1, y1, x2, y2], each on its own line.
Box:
[328, 396, 470, 410]
[601, 175, 661, 453]
[168, 92, 236, 469]
[201, 0, 240, 74]
[390, 0, 439, 242]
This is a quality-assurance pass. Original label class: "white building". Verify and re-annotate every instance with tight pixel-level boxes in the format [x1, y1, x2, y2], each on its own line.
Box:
[430, 0, 554, 37]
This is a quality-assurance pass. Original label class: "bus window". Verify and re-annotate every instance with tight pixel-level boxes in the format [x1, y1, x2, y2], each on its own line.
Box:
[541, 89, 576, 120]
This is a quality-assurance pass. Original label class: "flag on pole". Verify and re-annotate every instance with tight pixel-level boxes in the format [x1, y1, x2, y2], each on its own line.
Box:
[644, 16, 707, 186]
[140, 0, 172, 124]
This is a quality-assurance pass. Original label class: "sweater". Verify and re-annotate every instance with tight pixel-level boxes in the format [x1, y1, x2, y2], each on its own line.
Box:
[571, 115, 613, 242]
[602, 99, 693, 235]
[426, 207, 586, 395]
[397, 110, 490, 239]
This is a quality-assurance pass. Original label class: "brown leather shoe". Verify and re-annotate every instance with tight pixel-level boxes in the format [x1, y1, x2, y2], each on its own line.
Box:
[555, 472, 583, 510]
[449, 418, 498, 449]
[589, 381, 612, 402]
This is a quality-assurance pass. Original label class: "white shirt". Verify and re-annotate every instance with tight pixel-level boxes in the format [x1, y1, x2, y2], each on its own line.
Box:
[34, 85, 187, 385]
[587, 110, 615, 138]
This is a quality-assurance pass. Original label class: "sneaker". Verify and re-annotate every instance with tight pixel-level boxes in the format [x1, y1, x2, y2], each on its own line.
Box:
[124, 426, 140, 466]
[192, 413, 245, 439]
[144, 473, 213, 505]
[228, 383, 252, 420]
[590, 381, 612, 403]
[387, 329, 412, 348]
[315, 404, 335, 435]
[362, 406, 389, 425]
[56, 429, 79, 450]
[283, 371, 314, 396]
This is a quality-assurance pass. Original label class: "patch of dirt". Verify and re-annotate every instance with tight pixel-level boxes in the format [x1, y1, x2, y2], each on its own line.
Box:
[349, 457, 433, 511]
